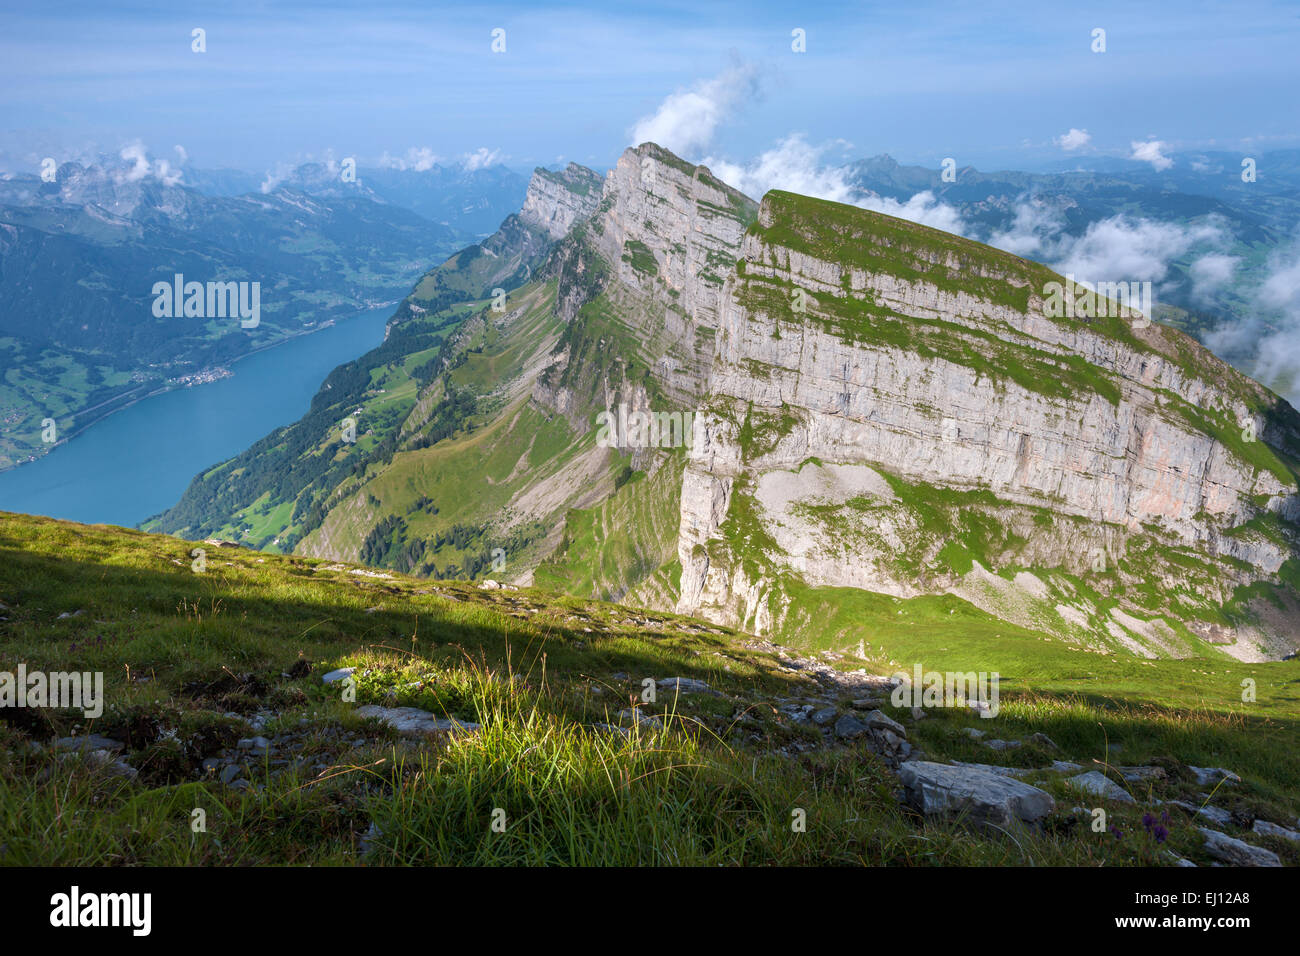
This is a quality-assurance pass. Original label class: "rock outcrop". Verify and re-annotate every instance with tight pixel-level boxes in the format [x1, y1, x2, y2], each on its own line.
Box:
[519, 163, 604, 240]
[532, 143, 756, 438]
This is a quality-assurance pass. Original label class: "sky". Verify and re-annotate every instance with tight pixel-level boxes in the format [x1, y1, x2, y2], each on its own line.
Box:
[2, 0, 1299, 177]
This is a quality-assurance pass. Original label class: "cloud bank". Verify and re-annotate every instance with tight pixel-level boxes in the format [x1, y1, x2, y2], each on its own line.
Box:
[629, 62, 763, 158]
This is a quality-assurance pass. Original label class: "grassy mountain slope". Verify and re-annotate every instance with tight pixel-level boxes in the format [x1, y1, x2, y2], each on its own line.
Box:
[143, 176, 583, 552]
[2, 511, 1298, 865]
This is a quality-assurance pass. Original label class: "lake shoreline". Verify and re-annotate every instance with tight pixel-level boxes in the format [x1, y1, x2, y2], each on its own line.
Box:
[0, 301, 400, 476]
[0, 303, 397, 528]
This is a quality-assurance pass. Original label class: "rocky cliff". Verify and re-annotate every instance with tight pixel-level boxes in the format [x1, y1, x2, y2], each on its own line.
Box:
[532, 143, 756, 432]
[519, 163, 604, 240]
[674, 190, 1300, 661]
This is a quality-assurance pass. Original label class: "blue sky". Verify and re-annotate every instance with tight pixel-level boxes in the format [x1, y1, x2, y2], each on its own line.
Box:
[2, 0, 1298, 175]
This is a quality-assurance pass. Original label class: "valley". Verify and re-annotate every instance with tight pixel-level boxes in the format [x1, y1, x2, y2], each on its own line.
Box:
[0, 304, 393, 526]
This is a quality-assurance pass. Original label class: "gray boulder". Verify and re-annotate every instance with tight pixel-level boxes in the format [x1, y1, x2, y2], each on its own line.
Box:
[811, 707, 839, 726]
[1253, 820, 1300, 842]
[1066, 775, 1138, 806]
[1189, 766, 1240, 786]
[865, 710, 906, 737]
[898, 761, 1055, 828]
[1068, 771, 1136, 804]
[1199, 828, 1281, 867]
[1117, 766, 1166, 783]
[617, 708, 662, 729]
[834, 715, 869, 739]
[950, 761, 1030, 778]
[657, 677, 711, 695]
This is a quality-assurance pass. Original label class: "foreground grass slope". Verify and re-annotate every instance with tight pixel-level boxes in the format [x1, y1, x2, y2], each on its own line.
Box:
[1, 511, 1297, 866]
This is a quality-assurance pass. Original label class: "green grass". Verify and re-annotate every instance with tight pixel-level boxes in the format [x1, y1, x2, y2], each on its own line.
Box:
[4, 511, 1296, 865]
[534, 453, 685, 601]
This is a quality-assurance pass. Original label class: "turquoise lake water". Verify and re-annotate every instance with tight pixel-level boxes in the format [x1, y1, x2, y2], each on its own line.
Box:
[0, 305, 391, 528]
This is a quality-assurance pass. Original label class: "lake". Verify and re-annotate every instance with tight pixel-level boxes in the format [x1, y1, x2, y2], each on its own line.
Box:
[0, 306, 392, 528]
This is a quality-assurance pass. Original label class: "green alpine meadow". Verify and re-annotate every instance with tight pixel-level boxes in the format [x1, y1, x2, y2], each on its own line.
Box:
[2, 512, 1298, 866]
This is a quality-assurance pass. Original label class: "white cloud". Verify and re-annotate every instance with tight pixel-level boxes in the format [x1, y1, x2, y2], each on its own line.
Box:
[1206, 245, 1300, 403]
[259, 160, 294, 194]
[461, 147, 503, 171]
[114, 141, 183, 186]
[987, 195, 1225, 284]
[1130, 139, 1173, 171]
[703, 134, 858, 205]
[1052, 215, 1223, 282]
[117, 142, 151, 183]
[1259, 252, 1300, 311]
[1189, 253, 1240, 300]
[1054, 128, 1091, 151]
[986, 200, 1067, 257]
[629, 62, 762, 157]
[379, 146, 441, 171]
[858, 191, 968, 236]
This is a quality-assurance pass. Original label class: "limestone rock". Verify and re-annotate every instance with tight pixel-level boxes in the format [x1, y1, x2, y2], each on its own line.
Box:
[898, 761, 1055, 827]
[1199, 827, 1282, 867]
[354, 705, 481, 736]
[518, 163, 603, 241]
[1068, 771, 1136, 804]
[657, 677, 711, 695]
[1253, 819, 1300, 842]
[1189, 766, 1241, 786]
[864, 710, 906, 737]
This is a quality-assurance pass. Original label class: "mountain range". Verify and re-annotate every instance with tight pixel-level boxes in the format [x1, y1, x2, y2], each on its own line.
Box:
[145, 142, 1300, 664]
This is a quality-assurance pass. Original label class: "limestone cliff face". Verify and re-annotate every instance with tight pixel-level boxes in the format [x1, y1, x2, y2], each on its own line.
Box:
[512, 147, 1300, 661]
[518, 164, 604, 240]
[591, 143, 755, 335]
[675, 190, 1300, 661]
[532, 144, 757, 432]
